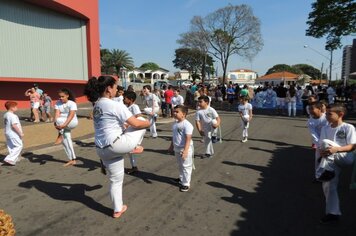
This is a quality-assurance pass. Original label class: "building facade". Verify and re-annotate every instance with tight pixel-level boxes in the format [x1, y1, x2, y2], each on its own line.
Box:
[342, 45, 352, 81]
[0, 0, 100, 110]
[227, 69, 257, 85]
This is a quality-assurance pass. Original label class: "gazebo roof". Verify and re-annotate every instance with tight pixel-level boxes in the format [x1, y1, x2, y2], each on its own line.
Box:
[257, 71, 299, 80]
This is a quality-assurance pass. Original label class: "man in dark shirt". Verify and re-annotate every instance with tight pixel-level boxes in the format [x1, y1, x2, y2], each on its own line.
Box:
[276, 83, 287, 115]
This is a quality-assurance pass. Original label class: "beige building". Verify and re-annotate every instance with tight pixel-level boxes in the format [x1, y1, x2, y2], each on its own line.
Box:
[227, 69, 257, 85]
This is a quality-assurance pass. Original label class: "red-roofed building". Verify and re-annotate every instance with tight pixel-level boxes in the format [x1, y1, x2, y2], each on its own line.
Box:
[255, 71, 301, 86]
[227, 69, 257, 85]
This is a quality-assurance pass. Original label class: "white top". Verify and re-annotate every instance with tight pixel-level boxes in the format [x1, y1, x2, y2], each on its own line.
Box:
[319, 122, 356, 147]
[238, 103, 253, 116]
[4, 112, 22, 139]
[307, 114, 328, 146]
[93, 98, 133, 148]
[54, 100, 78, 122]
[112, 96, 124, 104]
[172, 119, 194, 148]
[171, 95, 184, 107]
[195, 107, 219, 131]
[128, 104, 141, 116]
[145, 93, 159, 108]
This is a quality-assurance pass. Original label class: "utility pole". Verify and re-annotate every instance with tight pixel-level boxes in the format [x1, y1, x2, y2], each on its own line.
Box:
[320, 62, 324, 84]
[329, 50, 333, 82]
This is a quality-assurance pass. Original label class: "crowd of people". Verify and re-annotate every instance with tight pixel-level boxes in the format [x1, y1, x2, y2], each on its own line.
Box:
[1, 78, 355, 224]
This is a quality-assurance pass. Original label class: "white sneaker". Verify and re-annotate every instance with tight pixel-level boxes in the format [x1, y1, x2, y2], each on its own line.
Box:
[241, 137, 248, 143]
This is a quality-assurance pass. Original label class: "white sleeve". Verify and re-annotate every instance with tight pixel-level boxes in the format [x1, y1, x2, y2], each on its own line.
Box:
[132, 105, 141, 116]
[211, 108, 219, 118]
[115, 103, 133, 122]
[195, 111, 200, 121]
[248, 103, 253, 110]
[319, 126, 327, 147]
[346, 124, 356, 144]
[307, 119, 320, 146]
[184, 121, 194, 135]
[68, 101, 78, 111]
[179, 96, 184, 105]
[54, 101, 60, 110]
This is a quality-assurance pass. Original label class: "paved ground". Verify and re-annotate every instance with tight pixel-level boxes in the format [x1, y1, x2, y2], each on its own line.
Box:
[1, 102, 356, 236]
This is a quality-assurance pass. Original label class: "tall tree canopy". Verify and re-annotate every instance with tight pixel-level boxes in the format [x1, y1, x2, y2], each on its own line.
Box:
[100, 49, 134, 76]
[140, 62, 160, 71]
[265, 64, 302, 75]
[306, 0, 356, 50]
[179, 4, 263, 84]
[172, 48, 214, 80]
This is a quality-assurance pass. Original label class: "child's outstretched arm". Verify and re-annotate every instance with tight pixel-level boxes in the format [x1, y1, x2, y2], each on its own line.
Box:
[326, 144, 356, 155]
[195, 120, 204, 136]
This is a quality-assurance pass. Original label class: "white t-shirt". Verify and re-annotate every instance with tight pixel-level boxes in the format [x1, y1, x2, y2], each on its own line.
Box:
[3, 112, 22, 139]
[171, 95, 184, 107]
[238, 103, 253, 116]
[172, 119, 194, 148]
[128, 104, 141, 116]
[54, 100, 78, 122]
[319, 122, 356, 148]
[112, 96, 124, 104]
[307, 114, 328, 146]
[195, 107, 219, 131]
[93, 97, 133, 148]
[145, 93, 159, 108]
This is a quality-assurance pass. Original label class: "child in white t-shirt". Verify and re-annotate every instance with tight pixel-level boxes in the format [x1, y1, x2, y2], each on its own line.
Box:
[238, 96, 253, 143]
[195, 95, 220, 158]
[123, 91, 145, 174]
[171, 89, 184, 108]
[168, 105, 194, 192]
[307, 102, 328, 178]
[54, 88, 79, 167]
[112, 86, 124, 104]
[316, 104, 356, 224]
[2, 101, 24, 166]
[143, 85, 160, 138]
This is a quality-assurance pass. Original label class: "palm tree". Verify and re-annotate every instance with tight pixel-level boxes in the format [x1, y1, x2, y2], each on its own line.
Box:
[111, 49, 134, 76]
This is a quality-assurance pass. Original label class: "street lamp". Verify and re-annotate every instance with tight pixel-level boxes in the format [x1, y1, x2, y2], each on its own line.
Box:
[304, 45, 333, 81]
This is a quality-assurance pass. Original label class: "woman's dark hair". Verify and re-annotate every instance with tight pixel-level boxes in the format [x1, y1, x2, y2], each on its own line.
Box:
[59, 88, 76, 102]
[84, 76, 116, 103]
[289, 86, 296, 97]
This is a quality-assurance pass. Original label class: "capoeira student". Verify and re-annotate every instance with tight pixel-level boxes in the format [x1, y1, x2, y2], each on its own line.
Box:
[123, 91, 145, 174]
[168, 105, 194, 192]
[142, 85, 160, 138]
[84, 76, 150, 218]
[2, 101, 24, 166]
[195, 95, 220, 158]
[54, 88, 79, 167]
[307, 102, 328, 179]
[238, 96, 253, 143]
[317, 104, 356, 224]
[171, 89, 184, 108]
[112, 86, 124, 104]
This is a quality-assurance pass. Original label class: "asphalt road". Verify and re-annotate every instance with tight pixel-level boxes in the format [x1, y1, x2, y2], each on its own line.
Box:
[1, 110, 356, 236]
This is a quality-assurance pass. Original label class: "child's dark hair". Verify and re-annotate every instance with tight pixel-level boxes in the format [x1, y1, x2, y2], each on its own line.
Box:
[117, 86, 124, 92]
[59, 88, 76, 102]
[198, 95, 209, 103]
[124, 91, 136, 102]
[143, 85, 152, 92]
[239, 95, 249, 101]
[174, 105, 188, 115]
[84, 76, 116, 103]
[174, 88, 180, 93]
[309, 101, 323, 110]
[5, 101, 17, 110]
[327, 103, 346, 115]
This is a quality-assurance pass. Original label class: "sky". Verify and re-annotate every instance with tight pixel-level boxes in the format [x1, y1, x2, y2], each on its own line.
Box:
[99, 0, 354, 79]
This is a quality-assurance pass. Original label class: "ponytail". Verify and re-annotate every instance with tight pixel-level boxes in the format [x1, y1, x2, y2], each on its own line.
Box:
[84, 76, 117, 103]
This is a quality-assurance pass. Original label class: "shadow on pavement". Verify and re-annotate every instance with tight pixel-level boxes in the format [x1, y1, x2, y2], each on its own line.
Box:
[211, 144, 356, 235]
[18, 180, 111, 216]
[126, 169, 178, 186]
[74, 140, 95, 147]
[75, 156, 100, 171]
[23, 152, 66, 165]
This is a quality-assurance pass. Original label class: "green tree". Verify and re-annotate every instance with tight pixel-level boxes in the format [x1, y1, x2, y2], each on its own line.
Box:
[100, 48, 112, 74]
[292, 64, 321, 80]
[172, 48, 214, 81]
[140, 62, 160, 71]
[111, 49, 134, 76]
[189, 4, 263, 84]
[265, 64, 302, 75]
[306, 0, 356, 50]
